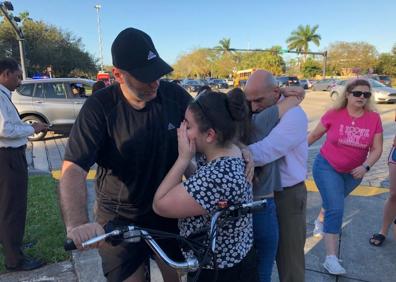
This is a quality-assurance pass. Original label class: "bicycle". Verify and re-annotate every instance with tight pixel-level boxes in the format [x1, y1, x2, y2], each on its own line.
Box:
[64, 199, 267, 281]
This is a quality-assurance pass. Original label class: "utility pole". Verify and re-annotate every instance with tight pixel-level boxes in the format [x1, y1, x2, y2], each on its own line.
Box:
[0, 1, 27, 79]
[94, 4, 104, 71]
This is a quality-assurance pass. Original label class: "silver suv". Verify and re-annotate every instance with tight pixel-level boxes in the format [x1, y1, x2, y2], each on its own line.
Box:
[12, 78, 95, 141]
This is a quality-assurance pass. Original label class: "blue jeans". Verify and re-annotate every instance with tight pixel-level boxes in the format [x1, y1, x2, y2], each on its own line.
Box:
[312, 154, 362, 234]
[253, 198, 279, 282]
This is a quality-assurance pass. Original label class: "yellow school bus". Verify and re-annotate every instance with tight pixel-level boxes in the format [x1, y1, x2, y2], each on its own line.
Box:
[233, 68, 256, 88]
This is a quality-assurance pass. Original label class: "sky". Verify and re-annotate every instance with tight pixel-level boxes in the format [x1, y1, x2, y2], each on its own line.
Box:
[7, 0, 396, 66]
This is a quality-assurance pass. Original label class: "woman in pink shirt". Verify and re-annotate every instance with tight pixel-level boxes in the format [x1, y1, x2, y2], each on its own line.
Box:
[308, 78, 383, 275]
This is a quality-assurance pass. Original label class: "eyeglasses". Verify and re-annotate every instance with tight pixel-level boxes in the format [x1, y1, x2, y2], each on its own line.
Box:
[350, 91, 371, 98]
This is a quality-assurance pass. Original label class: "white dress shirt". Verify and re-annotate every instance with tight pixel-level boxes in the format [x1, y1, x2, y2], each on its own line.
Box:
[0, 84, 34, 148]
[249, 106, 308, 187]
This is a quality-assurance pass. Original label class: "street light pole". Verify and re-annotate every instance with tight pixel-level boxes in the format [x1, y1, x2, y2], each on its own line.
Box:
[0, 1, 27, 79]
[94, 4, 104, 71]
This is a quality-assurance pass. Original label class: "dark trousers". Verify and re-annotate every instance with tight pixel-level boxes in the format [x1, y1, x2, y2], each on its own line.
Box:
[274, 182, 307, 282]
[0, 146, 28, 267]
[187, 248, 259, 282]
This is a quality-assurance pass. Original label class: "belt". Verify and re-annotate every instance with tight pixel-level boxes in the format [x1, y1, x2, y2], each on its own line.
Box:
[0, 145, 26, 151]
[282, 181, 304, 190]
[254, 192, 274, 200]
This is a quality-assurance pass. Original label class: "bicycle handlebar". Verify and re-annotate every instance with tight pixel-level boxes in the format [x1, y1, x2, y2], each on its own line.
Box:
[63, 199, 267, 272]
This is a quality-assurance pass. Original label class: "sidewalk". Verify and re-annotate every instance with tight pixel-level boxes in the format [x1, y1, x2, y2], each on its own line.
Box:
[0, 133, 395, 282]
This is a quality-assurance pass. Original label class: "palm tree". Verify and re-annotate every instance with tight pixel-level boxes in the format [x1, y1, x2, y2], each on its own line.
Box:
[215, 38, 232, 53]
[286, 24, 321, 61]
[18, 11, 32, 22]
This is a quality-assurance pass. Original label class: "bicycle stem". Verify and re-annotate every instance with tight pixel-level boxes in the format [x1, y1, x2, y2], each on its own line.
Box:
[140, 229, 199, 272]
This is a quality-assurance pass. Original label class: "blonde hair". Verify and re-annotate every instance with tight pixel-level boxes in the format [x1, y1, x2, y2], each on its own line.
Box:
[332, 78, 376, 112]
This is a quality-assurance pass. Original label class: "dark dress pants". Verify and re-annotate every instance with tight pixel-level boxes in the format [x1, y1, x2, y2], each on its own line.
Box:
[0, 146, 28, 267]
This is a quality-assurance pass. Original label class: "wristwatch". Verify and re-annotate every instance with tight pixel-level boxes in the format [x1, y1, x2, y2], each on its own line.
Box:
[363, 163, 370, 172]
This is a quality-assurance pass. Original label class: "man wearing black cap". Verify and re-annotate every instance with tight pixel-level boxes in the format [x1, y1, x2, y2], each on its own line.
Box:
[59, 28, 192, 281]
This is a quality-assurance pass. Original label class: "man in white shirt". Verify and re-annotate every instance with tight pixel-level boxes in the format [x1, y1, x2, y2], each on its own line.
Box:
[0, 58, 47, 271]
[245, 70, 308, 282]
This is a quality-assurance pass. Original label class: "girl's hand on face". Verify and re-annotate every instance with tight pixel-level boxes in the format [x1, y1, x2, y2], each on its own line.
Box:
[177, 121, 196, 161]
[351, 165, 367, 179]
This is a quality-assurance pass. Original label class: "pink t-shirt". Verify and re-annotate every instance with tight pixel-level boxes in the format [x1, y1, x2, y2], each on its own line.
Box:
[320, 108, 383, 173]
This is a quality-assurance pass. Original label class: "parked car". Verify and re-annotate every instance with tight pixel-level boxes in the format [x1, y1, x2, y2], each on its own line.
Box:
[226, 79, 234, 87]
[330, 78, 396, 103]
[299, 79, 311, 89]
[311, 78, 338, 91]
[12, 78, 95, 141]
[181, 79, 204, 92]
[276, 76, 300, 87]
[367, 75, 392, 87]
[208, 79, 228, 89]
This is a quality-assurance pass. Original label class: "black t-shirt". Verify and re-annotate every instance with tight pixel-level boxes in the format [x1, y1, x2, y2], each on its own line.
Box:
[64, 81, 192, 219]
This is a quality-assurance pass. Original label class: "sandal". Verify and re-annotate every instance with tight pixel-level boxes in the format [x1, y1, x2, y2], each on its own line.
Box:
[369, 233, 386, 246]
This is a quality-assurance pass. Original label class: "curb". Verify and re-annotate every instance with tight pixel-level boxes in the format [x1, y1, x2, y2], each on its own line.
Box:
[28, 168, 51, 176]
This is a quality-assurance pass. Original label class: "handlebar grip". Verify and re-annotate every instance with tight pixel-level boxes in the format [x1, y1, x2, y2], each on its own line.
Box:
[64, 239, 77, 251]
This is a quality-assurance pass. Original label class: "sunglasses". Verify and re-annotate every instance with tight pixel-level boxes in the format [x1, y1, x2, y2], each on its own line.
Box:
[350, 91, 371, 98]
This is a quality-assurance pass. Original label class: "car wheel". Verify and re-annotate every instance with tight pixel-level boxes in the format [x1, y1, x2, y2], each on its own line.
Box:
[330, 91, 339, 101]
[22, 115, 48, 141]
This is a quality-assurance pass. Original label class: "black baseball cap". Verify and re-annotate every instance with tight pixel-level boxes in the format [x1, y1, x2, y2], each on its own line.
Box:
[111, 28, 173, 83]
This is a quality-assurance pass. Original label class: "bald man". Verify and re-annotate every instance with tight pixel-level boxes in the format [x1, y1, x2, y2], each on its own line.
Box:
[245, 70, 308, 282]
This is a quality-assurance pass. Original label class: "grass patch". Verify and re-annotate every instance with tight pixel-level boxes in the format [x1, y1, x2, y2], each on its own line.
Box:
[0, 175, 69, 273]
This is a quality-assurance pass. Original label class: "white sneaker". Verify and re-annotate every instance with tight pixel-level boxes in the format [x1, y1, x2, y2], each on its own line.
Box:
[313, 219, 323, 237]
[323, 255, 346, 275]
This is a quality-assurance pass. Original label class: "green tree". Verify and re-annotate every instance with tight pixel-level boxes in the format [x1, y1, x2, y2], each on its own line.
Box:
[374, 44, 396, 76]
[301, 58, 322, 78]
[172, 48, 213, 78]
[375, 54, 396, 76]
[216, 38, 232, 53]
[238, 47, 285, 75]
[327, 41, 378, 75]
[286, 24, 321, 61]
[0, 14, 97, 77]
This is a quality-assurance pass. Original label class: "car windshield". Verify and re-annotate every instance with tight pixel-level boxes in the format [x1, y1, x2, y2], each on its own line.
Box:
[369, 79, 386, 88]
[378, 76, 390, 81]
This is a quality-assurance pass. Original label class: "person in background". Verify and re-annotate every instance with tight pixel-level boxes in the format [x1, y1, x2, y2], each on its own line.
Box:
[0, 57, 48, 271]
[71, 84, 81, 96]
[92, 80, 106, 93]
[308, 78, 383, 275]
[370, 133, 396, 246]
[245, 70, 308, 282]
[153, 90, 258, 282]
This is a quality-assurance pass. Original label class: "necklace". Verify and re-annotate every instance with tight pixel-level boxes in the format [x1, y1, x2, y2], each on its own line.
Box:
[347, 108, 364, 126]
